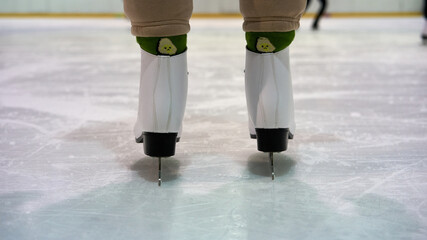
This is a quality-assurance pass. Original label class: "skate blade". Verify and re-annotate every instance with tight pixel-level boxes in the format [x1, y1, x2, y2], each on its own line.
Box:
[158, 157, 162, 187]
[269, 152, 275, 180]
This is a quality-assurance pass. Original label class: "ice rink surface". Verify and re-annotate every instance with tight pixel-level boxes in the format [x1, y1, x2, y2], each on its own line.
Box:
[0, 17, 427, 239]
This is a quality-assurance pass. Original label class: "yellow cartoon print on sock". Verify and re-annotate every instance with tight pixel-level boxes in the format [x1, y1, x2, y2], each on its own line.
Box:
[256, 37, 276, 53]
[158, 38, 177, 55]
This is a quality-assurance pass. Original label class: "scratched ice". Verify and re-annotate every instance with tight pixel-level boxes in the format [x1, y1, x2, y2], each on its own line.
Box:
[0, 17, 427, 239]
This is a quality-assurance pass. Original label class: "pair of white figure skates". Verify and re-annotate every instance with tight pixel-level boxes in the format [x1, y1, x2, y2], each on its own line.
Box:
[134, 48, 295, 185]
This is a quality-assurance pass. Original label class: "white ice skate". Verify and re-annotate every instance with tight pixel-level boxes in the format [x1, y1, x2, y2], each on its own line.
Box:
[134, 49, 188, 185]
[244, 48, 296, 179]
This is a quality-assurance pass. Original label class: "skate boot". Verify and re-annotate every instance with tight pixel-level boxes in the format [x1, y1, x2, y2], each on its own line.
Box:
[244, 47, 296, 180]
[134, 49, 188, 186]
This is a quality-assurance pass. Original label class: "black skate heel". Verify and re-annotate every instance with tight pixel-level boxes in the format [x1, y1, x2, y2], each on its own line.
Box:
[255, 128, 290, 153]
[135, 132, 179, 186]
[136, 132, 178, 157]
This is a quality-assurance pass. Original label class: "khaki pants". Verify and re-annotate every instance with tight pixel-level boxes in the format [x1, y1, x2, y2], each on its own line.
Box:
[124, 0, 306, 37]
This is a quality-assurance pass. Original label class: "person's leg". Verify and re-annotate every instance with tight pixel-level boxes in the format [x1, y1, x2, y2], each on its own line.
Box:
[423, 0, 427, 42]
[241, 0, 306, 54]
[306, 0, 312, 10]
[124, 0, 193, 177]
[124, 0, 192, 37]
[424, 0, 427, 19]
[312, 0, 327, 30]
[240, 0, 305, 33]
[124, 0, 192, 55]
[240, 0, 305, 168]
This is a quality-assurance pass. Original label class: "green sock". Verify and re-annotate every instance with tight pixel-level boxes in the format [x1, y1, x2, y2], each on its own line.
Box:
[136, 34, 187, 56]
[245, 31, 295, 53]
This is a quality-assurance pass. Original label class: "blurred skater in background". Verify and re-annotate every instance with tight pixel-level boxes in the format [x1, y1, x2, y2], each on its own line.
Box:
[422, 0, 427, 43]
[306, 0, 327, 30]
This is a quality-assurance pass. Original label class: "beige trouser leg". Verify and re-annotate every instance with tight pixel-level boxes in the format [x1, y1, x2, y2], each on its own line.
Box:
[124, 0, 305, 36]
[123, 0, 193, 37]
[240, 0, 306, 32]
